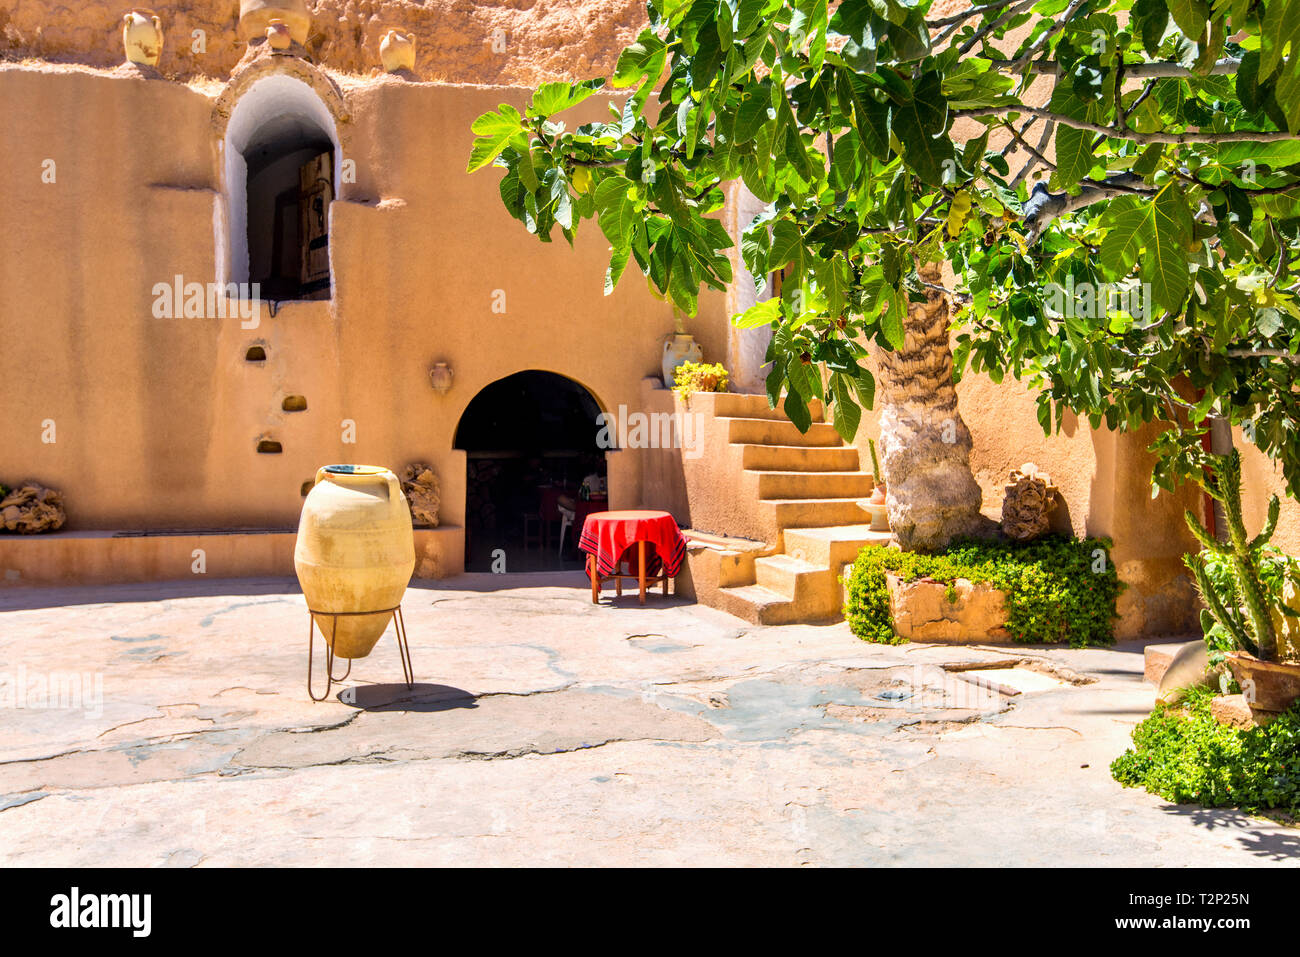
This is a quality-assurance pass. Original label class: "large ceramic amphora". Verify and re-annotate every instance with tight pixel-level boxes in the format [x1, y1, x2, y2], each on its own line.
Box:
[295, 465, 415, 659]
[239, 0, 312, 45]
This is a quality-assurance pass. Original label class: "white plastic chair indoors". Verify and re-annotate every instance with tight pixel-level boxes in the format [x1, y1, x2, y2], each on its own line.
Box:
[557, 502, 576, 557]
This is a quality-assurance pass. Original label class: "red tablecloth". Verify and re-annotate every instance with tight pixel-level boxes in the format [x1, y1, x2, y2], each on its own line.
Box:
[579, 510, 687, 578]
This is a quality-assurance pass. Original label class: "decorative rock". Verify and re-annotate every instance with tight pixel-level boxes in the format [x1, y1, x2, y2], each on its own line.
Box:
[0, 483, 66, 534]
[380, 30, 416, 73]
[1001, 462, 1057, 542]
[265, 19, 293, 51]
[401, 463, 441, 528]
[1210, 693, 1279, 729]
[121, 11, 163, 67]
[885, 573, 1012, 643]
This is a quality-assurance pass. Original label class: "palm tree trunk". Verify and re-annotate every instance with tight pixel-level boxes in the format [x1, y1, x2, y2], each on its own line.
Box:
[871, 263, 983, 551]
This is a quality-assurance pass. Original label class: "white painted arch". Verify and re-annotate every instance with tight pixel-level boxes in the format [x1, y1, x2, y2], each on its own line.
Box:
[218, 73, 342, 291]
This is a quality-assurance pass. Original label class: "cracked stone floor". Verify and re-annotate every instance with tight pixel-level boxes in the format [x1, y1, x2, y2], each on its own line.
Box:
[1, 573, 1297, 867]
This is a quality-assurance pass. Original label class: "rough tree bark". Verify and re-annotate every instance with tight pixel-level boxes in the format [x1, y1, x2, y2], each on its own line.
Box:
[871, 262, 984, 551]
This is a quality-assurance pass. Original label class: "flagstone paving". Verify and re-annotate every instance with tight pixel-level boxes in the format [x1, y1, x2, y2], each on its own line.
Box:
[0, 574, 1296, 867]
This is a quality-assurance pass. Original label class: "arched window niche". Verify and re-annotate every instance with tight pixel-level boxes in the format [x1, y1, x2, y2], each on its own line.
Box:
[220, 73, 342, 302]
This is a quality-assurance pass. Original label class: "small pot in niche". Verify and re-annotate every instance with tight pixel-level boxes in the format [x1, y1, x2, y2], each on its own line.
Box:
[429, 362, 453, 393]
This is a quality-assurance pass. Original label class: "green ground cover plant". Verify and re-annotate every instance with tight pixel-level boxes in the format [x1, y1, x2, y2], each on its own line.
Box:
[842, 535, 1120, 646]
[1112, 687, 1300, 814]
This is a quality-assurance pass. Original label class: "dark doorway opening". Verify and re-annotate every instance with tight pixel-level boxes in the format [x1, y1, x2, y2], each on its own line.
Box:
[454, 371, 609, 573]
[245, 123, 333, 301]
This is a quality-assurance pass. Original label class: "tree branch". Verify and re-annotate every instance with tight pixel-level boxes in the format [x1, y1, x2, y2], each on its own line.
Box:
[956, 0, 1040, 56]
[927, 0, 1023, 28]
[1226, 348, 1300, 361]
[1006, 0, 1088, 72]
[1021, 174, 1153, 243]
[955, 105, 1297, 144]
[982, 57, 1242, 77]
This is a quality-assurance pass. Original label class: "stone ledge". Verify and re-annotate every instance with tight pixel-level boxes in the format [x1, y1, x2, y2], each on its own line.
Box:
[0, 526, 464, 586]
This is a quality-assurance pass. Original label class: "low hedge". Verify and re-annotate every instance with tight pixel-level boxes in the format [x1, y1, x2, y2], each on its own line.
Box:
[1111, 688, 1300, 814]
[841, 535, 1121, 647]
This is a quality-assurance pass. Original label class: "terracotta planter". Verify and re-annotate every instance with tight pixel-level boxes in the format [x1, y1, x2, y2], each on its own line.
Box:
[239, 0, 311, 45]
[1225, 652, 1300, 713]
[294, 465, 415, 659]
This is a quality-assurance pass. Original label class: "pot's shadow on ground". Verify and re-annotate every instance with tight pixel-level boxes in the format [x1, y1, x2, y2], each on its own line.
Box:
[337, 683, 478, 713]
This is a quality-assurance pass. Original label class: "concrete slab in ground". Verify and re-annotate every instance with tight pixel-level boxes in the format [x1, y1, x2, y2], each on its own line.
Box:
[0, 573, 1296, 867]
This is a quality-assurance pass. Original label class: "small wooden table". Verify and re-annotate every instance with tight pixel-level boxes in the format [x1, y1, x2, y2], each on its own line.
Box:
[578, 509, 687, 605]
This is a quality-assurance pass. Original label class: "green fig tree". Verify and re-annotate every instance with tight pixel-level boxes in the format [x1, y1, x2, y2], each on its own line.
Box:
[469, 0, 1300, 547]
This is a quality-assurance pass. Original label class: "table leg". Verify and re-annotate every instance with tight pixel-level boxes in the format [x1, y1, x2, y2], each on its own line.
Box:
[663, 573, 670, 596]
[589, 557, 599, 604]
[638, 540, 646, 605]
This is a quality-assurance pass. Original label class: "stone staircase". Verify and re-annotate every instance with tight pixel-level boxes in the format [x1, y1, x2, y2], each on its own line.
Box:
[688, 393, 894, 625]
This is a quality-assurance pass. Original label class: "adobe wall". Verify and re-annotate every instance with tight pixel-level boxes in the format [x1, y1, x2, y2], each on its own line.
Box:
[0, 63, 730, 560]
[0, 0, 649, 86]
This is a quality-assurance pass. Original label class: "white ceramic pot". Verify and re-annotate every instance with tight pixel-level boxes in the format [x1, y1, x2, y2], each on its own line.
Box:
[122, 11, 163, 66]
[662, 334, 702, 388]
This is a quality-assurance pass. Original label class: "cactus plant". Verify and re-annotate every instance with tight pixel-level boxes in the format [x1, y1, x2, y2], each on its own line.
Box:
[1184, 450, 1282, 661]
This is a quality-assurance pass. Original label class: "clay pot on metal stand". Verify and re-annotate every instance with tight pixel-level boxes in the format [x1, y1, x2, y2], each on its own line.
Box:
[295, 465, 415, 659]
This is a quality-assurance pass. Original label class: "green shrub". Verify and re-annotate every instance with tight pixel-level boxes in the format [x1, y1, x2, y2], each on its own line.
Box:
[841, 535, 1121, 647]
[1111, 687, 1300, 814]
[672, 361, 728, 398]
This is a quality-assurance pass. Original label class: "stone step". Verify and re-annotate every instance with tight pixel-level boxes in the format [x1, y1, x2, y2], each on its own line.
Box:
[739, 444, 861, 473]
[783, 525, 895, 568]
[711, 393, 825, 423]
[753, 553, 840, 611]
[713, 583, 834, 625]
[725, 417, 843, 448]
[764, 497, 872, 530]
[754, 470, 875, 500]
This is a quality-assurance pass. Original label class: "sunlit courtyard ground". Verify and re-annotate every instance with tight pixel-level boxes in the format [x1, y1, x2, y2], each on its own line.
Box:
[1, 574, 1296, 867]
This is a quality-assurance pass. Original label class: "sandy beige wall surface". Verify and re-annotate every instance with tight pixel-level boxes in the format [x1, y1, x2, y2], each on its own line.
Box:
[0, 0, 648, 85]
[0, 64, 729, 535]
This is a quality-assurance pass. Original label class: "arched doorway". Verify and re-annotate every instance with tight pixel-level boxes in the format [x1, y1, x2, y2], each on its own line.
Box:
[454, 371, 609, 572]
[222, 74, 340, 300]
